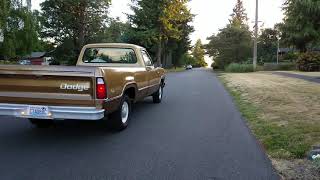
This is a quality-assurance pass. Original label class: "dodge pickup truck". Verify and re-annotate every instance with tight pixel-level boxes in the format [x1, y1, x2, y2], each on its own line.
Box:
[0, 43, 166, 130]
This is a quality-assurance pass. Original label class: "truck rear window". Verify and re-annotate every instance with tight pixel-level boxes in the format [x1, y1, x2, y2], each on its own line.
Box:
[83, 48, 137, 64]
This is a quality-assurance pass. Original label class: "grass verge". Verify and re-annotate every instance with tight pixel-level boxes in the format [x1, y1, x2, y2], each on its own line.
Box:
[218, 72, 320, 179]
[219, 76, 310, 159]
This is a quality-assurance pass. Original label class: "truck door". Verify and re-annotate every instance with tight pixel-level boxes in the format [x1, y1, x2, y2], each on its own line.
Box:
[140, 50, 159, 95]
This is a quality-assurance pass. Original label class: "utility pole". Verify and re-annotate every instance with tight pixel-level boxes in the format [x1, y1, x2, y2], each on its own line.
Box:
[277, 37, 280, 64]
[253, 0, 259, 71]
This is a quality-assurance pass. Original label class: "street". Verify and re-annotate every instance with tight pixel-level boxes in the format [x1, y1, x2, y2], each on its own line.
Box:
[0, 69, 278, 180]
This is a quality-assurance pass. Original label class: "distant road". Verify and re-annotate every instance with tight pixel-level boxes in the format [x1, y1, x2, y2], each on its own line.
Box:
[0, 68, 278, 180]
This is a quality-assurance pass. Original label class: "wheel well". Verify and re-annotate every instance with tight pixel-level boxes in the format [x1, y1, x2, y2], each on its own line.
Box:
[124, 87, 136, 101]
[161, 78, 165, 87]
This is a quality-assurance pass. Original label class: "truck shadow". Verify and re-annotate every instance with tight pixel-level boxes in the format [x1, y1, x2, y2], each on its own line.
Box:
[0, 97, 161, 151]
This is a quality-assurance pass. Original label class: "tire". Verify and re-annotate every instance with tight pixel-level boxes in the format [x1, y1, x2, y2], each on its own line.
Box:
[29, 119, 53, 128]
[109, 95, 131, 131]
[152, 85, 163, 104]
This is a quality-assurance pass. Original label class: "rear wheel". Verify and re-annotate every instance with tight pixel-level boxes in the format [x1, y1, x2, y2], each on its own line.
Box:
[152, 85, 163, 104]
[109, 95, 131, 131]
[29, 119, 53, 128]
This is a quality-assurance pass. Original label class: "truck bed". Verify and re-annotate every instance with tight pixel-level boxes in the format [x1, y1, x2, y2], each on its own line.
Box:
[0, 65, 99, 107]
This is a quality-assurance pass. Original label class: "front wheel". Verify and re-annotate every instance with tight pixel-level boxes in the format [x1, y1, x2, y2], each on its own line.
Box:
[152, 85, 163, 104]
[109, 95, 131, 131]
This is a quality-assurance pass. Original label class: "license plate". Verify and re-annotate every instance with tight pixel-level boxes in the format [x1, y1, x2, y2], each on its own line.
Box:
[28, 106, 49, 117]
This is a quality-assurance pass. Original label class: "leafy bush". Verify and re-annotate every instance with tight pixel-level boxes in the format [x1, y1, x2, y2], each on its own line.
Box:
[225, 63, 254, 73]
[0, 60, 17, 65]
[263, 62, 296, 71]
[211, 62, 219, 69]
[296, 52, 320, 72]
[282, 52, 299, 62]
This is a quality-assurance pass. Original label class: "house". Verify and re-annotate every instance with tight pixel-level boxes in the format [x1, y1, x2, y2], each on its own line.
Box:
[24, 52, 53, 65]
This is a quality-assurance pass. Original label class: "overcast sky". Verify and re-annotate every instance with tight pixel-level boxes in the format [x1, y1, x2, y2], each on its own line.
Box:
[32, 0, 285, 44]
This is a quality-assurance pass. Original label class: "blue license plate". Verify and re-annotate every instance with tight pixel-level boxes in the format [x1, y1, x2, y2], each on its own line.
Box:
[28, 106, 49, 117]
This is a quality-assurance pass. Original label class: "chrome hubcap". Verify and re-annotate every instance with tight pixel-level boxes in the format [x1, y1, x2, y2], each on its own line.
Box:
[121, 101, 129, 124]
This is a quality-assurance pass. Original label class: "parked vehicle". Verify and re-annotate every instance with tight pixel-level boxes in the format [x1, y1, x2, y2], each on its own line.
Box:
[18, 59, 31, 65]
[186, 65, 193, 70]
[0, 43, 166, 131]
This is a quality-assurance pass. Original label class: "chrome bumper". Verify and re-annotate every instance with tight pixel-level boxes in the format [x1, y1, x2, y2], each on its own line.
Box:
[0, 103, 105, 120]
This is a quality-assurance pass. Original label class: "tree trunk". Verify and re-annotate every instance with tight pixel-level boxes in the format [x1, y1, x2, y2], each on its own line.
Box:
[156, 38, 162, 67]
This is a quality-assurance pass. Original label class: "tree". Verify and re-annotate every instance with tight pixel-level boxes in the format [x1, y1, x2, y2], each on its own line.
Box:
[229, 0, 248, 28]
[40, 0, 111, 64]
[128, 0, 193, 67]
[192, 39, 207, 67]
[0, 0, 10, 30]
[206, 26, 252, 68]
[258, 28, 279, 63]
[280, 0, 320, 52]
[93, 17, 130, 43]
[0, 1, 41, 59]
[206, 0, 252, 68]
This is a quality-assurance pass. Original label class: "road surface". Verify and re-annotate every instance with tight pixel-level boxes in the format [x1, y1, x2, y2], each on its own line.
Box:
[0, 68, 278, 180]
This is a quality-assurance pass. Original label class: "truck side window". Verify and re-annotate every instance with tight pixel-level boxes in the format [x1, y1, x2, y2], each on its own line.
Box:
[141, 50, 153, 67]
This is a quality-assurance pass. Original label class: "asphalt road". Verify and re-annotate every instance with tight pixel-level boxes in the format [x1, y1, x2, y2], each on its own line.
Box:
[0, 68, 279, 180]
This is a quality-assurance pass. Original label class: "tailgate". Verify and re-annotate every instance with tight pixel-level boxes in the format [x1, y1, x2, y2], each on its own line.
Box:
[0, 65, 98, 107]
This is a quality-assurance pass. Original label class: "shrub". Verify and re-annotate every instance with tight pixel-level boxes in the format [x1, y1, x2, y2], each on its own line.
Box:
[263, 62, 296, 71]
[225, 63, 254, 73]
[211, 62, 219, 69]
[296, 52, 320, 72]
[282, 52, 299, 62]
[0, 60, 17, 65]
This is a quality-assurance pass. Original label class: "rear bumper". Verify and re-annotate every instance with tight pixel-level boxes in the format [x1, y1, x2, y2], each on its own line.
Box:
[0, 103, 105, 120]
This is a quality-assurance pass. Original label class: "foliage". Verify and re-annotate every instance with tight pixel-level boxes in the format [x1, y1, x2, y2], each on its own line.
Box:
[179, 53, 196, 66]
[263, 62, 296, 71]
[211, 62, 219, 70]
[0, 3, 41, 59]
[258, 28, 278, 63]
[206, 25, 252, 69]
[128, 0, 194, 67]
[206, 0, 252, 69]
[280, 0, 320, 52]
[225, 63, 254, 73]
[282, 52, 299, 62]
[93, 17, 130, 43]
[40, 0, 111, 64]
[0, 0, 10, 30]
[297, 52, 320, 72]
[192, 39, 207, 67]
[313, 158, 320, 171]
[229, 0, 248, 28]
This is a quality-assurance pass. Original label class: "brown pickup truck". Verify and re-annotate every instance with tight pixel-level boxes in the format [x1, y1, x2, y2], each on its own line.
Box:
[0, 43, 166, 130]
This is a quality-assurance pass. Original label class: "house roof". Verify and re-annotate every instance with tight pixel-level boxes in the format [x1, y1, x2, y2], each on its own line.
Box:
[29, 52, 46, 58]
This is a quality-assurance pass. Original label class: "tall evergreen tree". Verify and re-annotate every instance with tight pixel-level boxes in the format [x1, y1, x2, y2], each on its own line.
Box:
[229, 0, 248, 28]
[206, 0, 252, 68]
[192, 39, 207, 67]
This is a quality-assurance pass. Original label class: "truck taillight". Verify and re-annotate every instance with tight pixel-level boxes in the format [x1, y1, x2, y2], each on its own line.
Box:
[96, 77, 106, 99]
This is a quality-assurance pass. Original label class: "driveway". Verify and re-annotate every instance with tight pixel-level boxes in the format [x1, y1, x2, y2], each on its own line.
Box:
[0, 68, 278, 180]
[273, 71, 320, 84]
